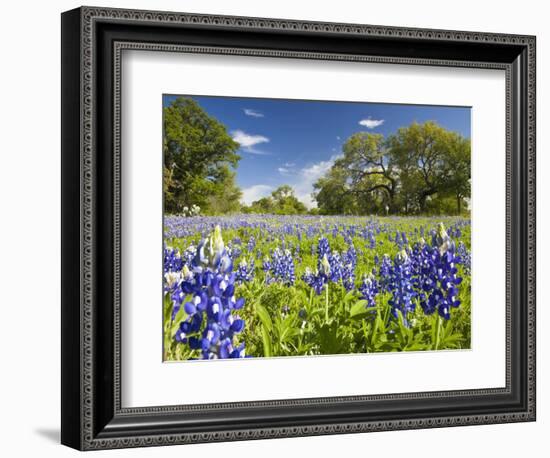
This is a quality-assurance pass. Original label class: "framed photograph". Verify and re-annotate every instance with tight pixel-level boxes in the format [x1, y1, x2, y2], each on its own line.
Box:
[61, 6, 536, 450]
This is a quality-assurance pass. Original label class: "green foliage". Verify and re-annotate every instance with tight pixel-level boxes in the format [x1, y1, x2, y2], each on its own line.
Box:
[163, 97, 241, 214]
[242, 185, 308, 215]
[314, 122, 471, 216]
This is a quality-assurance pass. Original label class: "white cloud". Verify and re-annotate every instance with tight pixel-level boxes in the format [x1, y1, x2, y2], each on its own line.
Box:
[243, 108, 264, 118]
[245, 148, 271, 156]
[241, 155, 338, 209]
[241, 184, 273, 205]
[232, 130, 269, 148]
[300, 156, 338, 183]
[358, 117, 385, 129]
[231, 130, 270, 154]
[292, 155, 341, 208]
[278, 163, 297, 175]
[336, 136, 341, 140]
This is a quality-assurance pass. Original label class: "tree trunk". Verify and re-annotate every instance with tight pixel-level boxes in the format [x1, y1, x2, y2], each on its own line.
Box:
[419, 188, 436, 213]
[456, 194, 461, 215]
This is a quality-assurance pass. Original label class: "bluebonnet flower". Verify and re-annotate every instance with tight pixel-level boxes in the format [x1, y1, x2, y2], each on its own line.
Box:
[305, 235, 330, 292]
[316, 235, 331, 265]
[415, 224, 463, 319]
[261, 255, 275, 285]
[327, 251, 344, 283]
[342, 244, 357, 291]
[174, 311, 202, 344]
[235, 257, 255, 283]
[301, 263, 328, 295]
[305, 238, 358, 293]
[457, 242, 471, 275]
[226, 241, 242, 260]
[262, 255, 271, 273]
[369, 233, 376, 249]
[270, 248, 296, 285]
[301, 266, 315, 286]
[164, 246, 183, 273]
[359, 274, 379, 310]
[343, 232, 353, 245]
[427, 231, 463, 319]
[168, 226, 247, 359]
[182, 245, 197, 266]
[247, 236, 256, 252]
[378, 254, 392, 291]
[385, 249, 417, 326]
[164, 270, 182, 293]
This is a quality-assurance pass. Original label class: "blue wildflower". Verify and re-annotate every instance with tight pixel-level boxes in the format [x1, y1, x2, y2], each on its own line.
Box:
[168, 226, 247, 359]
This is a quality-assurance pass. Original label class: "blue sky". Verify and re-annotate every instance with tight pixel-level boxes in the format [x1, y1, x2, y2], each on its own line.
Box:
[163, 94, 471, 208]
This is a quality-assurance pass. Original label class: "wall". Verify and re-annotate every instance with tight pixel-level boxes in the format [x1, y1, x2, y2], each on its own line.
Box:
[0, 0, 545, 456]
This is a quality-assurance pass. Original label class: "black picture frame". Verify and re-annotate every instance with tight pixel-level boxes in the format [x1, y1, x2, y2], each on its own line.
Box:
[61, 6, 536, 451]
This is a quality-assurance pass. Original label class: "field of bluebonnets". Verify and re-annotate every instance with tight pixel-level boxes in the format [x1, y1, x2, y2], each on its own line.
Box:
[163, 215, 471, 361]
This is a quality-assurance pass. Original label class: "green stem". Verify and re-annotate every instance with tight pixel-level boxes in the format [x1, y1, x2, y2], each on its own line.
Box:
[435, 315, 442, 350]
[325, 282, 329, 322]
[363, 320, 369, 352]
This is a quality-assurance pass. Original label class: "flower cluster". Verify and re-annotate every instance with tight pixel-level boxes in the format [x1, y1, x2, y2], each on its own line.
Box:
[302, 259, 329, 295]
[316, 237, 331, 268]
[367, 233, 376, 249]
[300, 222, 462, 327]
[342, 244, 357, 291]
[247, 235, 256, 252]
[181, 204, 200, 217]
[456, 242, 471, 275]
[164, 246, 183, 273]
[265, 248, 296, 285]
[235, 257, 255, 284]
[164, 225, 247, 359]
[359, 274, 379, 309]
[303, 237, 358, 294]
[226, 241, 242, 260]
[384, 249, 417, 325]
[327, 251, 345, 283]
[415, 224, 463, 319]
[358, 223, 464, 325]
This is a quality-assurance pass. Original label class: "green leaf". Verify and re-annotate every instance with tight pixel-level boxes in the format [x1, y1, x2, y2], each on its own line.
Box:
[343, 289, 357, 304]
[255, 304, 273, 332]
[318, 321, 343, 354]
[395, 310, 412, 348]
[349, 300, 370, 320]
[370, 310, 382, 346]
[261, 325, 272, 357]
